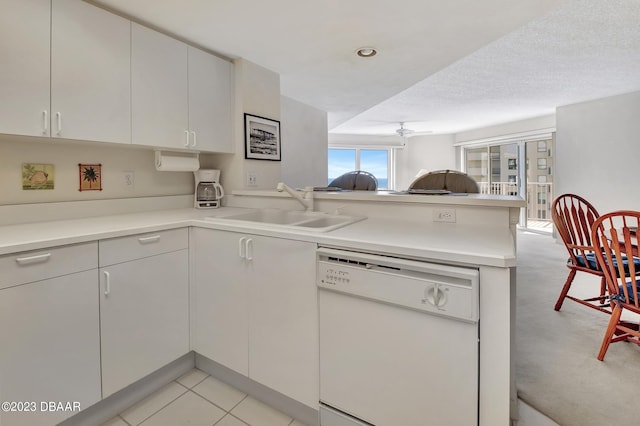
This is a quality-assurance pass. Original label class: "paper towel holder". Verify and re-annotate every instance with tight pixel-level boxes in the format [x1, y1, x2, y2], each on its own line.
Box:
[154, 150, 200, 172]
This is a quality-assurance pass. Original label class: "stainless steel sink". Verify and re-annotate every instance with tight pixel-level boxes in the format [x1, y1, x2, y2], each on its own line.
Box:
[206, 208, 364, 232]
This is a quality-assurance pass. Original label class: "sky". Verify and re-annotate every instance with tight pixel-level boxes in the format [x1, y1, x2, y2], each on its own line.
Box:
[328, 149, 388, 178]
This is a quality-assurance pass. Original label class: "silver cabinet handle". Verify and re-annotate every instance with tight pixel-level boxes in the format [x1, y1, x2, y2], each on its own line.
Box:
[184, 129, 190, 147]
[103, 270, 111, 296]
[138, 235, 161, 244]
[42, 110, 48, 134]
[15, 253, 51, 265]
[190, 131, 197, 147]
[239, 237, 247, 258]
[245, 238, 253, 261]
[56, 112, 62, 135]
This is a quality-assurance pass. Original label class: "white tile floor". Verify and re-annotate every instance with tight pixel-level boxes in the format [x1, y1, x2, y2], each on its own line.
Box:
[99, 368, 556, 426]
[100, 369, 307, 426]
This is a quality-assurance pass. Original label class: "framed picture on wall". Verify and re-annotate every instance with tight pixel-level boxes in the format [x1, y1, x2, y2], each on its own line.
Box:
[244, 113, 281, 161]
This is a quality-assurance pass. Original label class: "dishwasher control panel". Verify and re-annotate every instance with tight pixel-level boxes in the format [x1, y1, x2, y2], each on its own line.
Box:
[317, 248, 479, 322]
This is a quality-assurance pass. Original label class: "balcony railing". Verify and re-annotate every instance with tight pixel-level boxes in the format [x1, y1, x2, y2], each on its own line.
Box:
[478, 182, 553, 224]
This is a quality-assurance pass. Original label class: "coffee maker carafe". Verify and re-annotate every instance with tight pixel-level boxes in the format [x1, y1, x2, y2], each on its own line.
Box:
[194, 169, 224, 209]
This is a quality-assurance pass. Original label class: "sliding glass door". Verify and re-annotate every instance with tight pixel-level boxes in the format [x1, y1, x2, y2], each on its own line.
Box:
[467, 144, 519, 195]
[464, 137, 554, 232]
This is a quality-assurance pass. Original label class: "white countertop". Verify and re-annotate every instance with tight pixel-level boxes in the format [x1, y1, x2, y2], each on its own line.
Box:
[0, 207, 516, 267]
[233, 189, 525, 208]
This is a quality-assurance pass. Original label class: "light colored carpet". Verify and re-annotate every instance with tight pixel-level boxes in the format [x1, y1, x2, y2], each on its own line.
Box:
[516, 231, 640, 426]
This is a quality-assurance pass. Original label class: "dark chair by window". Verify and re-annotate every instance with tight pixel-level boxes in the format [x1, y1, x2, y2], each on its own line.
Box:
[591, 210, 640, 360]
[329, 170, 378, 191]
[408, 169, 479, 193]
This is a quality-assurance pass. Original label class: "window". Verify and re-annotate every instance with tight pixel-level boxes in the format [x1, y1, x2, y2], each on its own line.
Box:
[537, 140, 547, 152]
[537, 192, 547, 204]
[328, 148, 391, 189]
[327, 149, 356, 183]
[537, 158, 547, 170]
[537, 175, 547, 183]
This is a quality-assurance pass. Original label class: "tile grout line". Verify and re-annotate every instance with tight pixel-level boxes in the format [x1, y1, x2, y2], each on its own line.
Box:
[128, 383, 189, 426]
[177, 370, 210, 390]
[212, 412, 251, 426]
[118, 414, 133, 426]
[227, 394, 249, 413]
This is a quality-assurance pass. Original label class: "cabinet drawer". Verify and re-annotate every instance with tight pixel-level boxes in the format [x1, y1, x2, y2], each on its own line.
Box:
[99, 228, 188, 266]
[0, 242, 98, 290]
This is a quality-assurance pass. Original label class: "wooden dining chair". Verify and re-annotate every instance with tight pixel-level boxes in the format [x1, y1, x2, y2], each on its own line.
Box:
[591, 210, 640, 360]
[552, 194, 610, 313]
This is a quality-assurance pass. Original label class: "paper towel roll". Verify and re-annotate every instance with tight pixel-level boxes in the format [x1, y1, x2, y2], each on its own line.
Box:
[155, 151, 200, 172]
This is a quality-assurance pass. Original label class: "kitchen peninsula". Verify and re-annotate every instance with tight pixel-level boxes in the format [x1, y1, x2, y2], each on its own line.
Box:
[0, 192, 523, 426]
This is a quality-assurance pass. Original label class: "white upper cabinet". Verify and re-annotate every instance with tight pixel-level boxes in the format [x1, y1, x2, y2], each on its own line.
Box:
[51, 0, 131, 143]
[132, 23, 190, 150]
[0, 1, 232, 150]
[188, 47, 234, 153]
[0, 0, 51, 137]
[132, 23, 233, 152]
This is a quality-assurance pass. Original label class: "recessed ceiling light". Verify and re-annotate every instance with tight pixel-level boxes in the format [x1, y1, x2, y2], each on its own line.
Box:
[356, 47, 377, 58]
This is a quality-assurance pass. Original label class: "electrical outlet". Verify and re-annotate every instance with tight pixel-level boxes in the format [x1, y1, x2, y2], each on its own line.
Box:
[246, 172, 257, 186]
[433, 208, 456, 223]
[123, 171, 134, 188]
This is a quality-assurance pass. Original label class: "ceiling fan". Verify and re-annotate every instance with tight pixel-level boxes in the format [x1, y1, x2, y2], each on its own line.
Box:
[396, 122, 415, 138]
[395, 122, 432, 139]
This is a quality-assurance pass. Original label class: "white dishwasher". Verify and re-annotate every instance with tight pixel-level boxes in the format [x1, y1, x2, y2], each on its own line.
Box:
[317, 248, 480, 426]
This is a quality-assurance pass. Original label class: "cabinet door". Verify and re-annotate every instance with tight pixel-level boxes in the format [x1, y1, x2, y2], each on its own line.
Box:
[132, 23, 189, 149]
[0, 0, 50, 137]
[248, 236, 319, 408]
[0, 270, 101, 426]
[51, 0, 131, 143]
[191, 228, 248, 375]
[188, 47, 234, 153]
[100, 250, 189, 397]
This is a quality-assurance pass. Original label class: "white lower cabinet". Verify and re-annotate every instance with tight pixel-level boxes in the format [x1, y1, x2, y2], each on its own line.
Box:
[192, 228, 249, 374]
[99, 229, 190, 397]
[191, 228, 319, 407]
[0, 243, 101, 426]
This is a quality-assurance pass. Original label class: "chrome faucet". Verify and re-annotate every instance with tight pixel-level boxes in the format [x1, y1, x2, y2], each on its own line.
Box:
[277, 182, 314, 211]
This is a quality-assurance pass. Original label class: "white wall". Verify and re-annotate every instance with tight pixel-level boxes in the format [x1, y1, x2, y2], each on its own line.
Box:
[555, 91, 640, 212]
[395, 134, 456, 190]
[455, 114, 556, 144]
[280, 96, 328, 188]
[0, 135, 193, 205]
[209, 59, 281, 191]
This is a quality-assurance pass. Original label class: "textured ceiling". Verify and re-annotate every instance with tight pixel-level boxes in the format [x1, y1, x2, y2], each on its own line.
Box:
[89, 0, 640, 137]
[333, 0, 640, 136]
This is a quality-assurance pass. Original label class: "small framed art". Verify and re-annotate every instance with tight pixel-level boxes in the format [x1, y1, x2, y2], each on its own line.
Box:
[244, 113, 281, 161]
[22, 163, 55, 190]
[78, 163, 102, 191]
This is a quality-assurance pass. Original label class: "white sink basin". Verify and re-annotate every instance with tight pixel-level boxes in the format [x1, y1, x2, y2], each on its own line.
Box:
[207, 208, 364, 232]
[219, 209, 313, 225]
